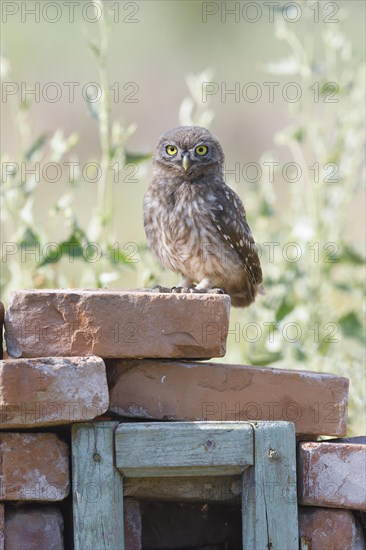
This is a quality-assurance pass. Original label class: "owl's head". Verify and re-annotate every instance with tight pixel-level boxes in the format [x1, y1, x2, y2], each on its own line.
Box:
[153, 126, 224, 178]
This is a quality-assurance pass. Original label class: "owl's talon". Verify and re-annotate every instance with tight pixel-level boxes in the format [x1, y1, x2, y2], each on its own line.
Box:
[151, 285, 172, 293]
[172, 286, 195, 293]
[209, 288, 225, 295]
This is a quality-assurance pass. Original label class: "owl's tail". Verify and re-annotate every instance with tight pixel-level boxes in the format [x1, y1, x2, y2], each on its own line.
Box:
[230, 281, 265, 307]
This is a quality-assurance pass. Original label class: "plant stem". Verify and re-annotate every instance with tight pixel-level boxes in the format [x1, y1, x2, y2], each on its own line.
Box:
[96, 0, 113, 259]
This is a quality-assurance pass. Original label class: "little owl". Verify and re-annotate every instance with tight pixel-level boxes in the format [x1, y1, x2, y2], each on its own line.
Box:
[144, 126, 264, 307]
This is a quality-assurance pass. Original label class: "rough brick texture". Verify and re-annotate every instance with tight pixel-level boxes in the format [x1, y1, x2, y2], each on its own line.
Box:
[4, 289, 230, 359]
[0, 302, 4, 360]
[4, 506, 64, 550]
[298, 440, 366, 510]
[299, 507, 365, 550]
[124, 499, 142, 550]
[0, 356, 109, 428]
[0, 504, 4, 550]
[0, 433, 69, 501]
[107, 359, 349, 436]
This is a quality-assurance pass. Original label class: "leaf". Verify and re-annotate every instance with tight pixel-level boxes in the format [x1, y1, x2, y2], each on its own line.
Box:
[326, 150, 342, 165]
[124, 151, 152, 165]
[109, 144, 119, 160]
[107, 245, 128, 264]
[107, 245, 136, 269]
[88, 40, 100, 59]
[295, 348, 307, 361]
[20, 100, 31, 111]
[19, 227, 40, 248]
[338, 312, 365, 343]
[38, 230, 86, 267]
[275, 300, 295, 322]
[321, 82, 339, 96]
[260, 198, 274, 216]
[293, 128, 305, 142]
[249, 351, 283, 365]
[338, 244, 365, 265]
[333, 283, 354, 293]
[25, 134, 47, 161]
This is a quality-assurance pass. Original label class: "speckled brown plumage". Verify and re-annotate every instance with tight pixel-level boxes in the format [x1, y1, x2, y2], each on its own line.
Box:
[143, 126, 264, 307]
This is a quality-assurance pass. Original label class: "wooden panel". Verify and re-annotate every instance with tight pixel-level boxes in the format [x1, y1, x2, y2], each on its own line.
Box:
[72, 422, 124, 550]
[242, 421, 298, 550]
[115, 422, 253, 477]
[124, 475, 241, 502]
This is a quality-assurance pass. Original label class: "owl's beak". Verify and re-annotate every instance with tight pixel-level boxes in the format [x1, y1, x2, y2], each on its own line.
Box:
[181, 153, 192, 171]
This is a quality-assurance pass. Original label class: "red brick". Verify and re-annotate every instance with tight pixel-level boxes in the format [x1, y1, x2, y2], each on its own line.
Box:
[107, 359, 348, 436]
[0, 504, 4, 550]
[0, 302, 4, 360]
[4, 506, 64, 550]
[298, 440, 366, 509]
[0, 433, 69, 501]
[299, 507, 365, 549]
[4, 289, 229, 359]
[124, 499, 141, 550]
[0, 356, 109, 428]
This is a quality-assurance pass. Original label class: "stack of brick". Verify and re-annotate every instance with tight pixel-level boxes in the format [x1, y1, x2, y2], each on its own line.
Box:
[298, 437, 366, 549]
[0, 289, 364, 549]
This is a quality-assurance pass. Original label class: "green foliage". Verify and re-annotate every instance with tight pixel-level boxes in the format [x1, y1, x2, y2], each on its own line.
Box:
[226, 12, 365, 434]
[1, 0, 150, 293]
[1, 4, 364, 434]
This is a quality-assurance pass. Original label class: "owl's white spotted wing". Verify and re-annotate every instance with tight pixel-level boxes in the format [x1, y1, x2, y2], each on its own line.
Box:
[210, 184, 263, 287]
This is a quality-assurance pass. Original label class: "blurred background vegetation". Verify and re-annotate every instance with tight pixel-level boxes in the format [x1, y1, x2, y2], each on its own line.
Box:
[1, 1, 365, 434]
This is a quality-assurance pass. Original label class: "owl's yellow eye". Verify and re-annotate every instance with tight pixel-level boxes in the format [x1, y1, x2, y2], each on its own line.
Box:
[195, 145, 208, 156]
[166, 145, 178, 156]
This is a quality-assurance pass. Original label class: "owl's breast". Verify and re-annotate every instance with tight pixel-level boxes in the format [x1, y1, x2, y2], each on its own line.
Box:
[144, 184, 216, 275]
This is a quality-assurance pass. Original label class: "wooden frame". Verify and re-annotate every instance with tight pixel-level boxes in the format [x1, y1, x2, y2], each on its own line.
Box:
[72, 421, 298, 549]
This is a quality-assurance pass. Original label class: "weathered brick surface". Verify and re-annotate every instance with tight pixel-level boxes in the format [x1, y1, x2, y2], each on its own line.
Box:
[0, 356, 109, 428]
[0, 302, 4, 360]
[4, 506, 64, 550]
[107, 359, 348, 436]
[4, 289, 230, 359]
[0, 433, 69, 501]
[298, 440, 366, 509]
[0, 504, 4, 550]
[124, 499, 142, 550]
[299, 507, 365, 550]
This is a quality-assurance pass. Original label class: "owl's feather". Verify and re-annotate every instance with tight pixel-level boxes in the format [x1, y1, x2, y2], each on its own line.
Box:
[144, 126, 264, 307]
[210, 184, 263, 289]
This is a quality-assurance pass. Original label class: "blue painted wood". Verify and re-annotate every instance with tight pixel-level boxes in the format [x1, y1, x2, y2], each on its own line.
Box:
[71, 420, 298, 549]
[72, 422, 125, 550]
[115, 421, 253, 477]
[241, 421, 298, 550]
